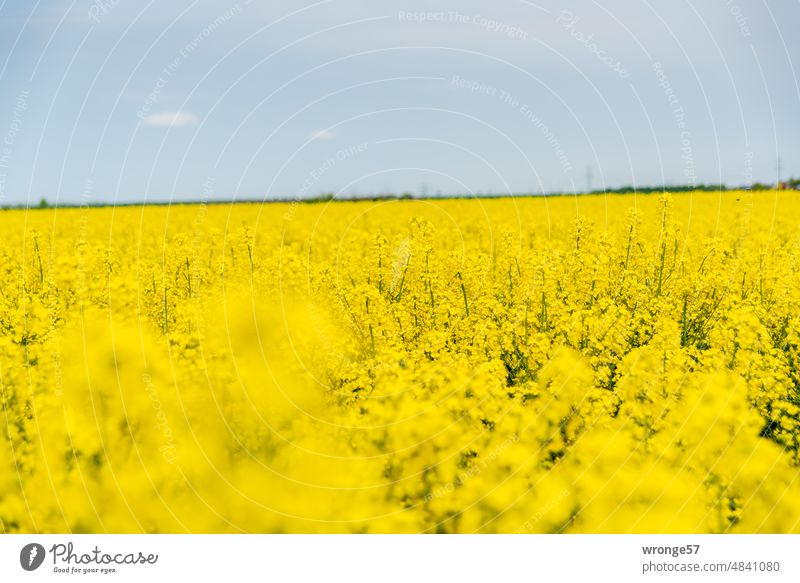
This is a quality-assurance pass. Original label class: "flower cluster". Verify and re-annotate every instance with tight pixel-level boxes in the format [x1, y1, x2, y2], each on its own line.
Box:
[1, 191, 799, 533]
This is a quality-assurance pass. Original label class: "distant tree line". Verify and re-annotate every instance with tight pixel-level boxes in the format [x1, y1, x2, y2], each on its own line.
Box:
[590, 179, 799, 195]
[589, 183, 725, 195]
[7, 178, 799, 210]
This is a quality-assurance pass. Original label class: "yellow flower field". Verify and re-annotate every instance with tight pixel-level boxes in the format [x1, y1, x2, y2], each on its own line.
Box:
[2, 190, 800, 533]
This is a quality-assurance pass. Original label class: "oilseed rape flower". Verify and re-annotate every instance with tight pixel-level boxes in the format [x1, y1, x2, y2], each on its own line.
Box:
[1, 191, 800, 533]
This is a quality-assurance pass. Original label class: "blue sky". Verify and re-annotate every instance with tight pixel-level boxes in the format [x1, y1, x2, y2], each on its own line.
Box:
[0, 0, 797, 204]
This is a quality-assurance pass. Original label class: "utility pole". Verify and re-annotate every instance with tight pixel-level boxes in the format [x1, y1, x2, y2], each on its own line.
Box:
[776, 156, 783, 185]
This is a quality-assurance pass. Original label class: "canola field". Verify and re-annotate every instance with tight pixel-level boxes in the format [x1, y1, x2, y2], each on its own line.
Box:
[2, 190, 800, 534]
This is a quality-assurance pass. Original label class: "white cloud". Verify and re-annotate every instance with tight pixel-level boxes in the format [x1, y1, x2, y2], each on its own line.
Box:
[310, 129, 335, 141]
[141, 111, 199, 127]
